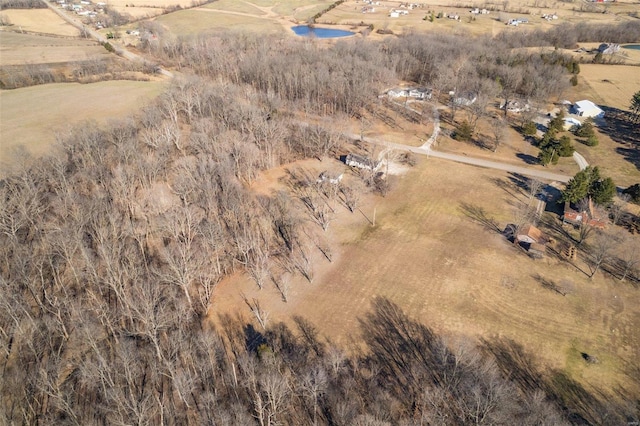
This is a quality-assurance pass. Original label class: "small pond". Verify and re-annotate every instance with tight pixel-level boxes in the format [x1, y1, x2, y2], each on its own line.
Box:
[291, 25, 355, 38]
[622, 44, 640, 51]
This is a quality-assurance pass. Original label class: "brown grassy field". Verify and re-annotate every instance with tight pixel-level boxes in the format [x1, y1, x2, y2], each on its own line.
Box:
[319, 0, 637, 37]
[212, 155, 640, 397]
[0, 9, 79, 36]
[0, 31, 106, 66]
[0, 80, 165, 161]
[560, 64, 640, 187]
[154, 8, 283, 36]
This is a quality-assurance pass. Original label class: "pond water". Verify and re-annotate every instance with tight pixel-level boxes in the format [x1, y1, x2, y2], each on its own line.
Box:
[291, 25, 355, 38]
[622, 44, 640, 51]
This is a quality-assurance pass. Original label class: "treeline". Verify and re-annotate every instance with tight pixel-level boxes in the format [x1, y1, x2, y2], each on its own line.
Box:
[495, 21, 640, 48]
[0, 58, 159, 89]
[146, 30, 576, 118]
[0, 0, 45, 9]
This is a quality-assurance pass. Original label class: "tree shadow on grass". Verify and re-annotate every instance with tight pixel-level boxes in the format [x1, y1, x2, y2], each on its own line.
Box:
[599, 106, 640, 171]
[516, 153, 539, 165]
[480, 337, 636, 425]
[615, 146, 640, 172]
[459, 201, 502, 233]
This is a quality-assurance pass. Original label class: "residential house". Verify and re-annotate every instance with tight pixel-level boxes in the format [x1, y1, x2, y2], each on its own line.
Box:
[453, 93, 477, 106]
[562, 200, 607, 229]
[387, 88, 409, 98]
[501, 100, 530, 113]
[571, 100, 604, 118]
[597, 43, 620, 55]
[317, 171, 343, 185]
[408, 88, 432, 100]
[345, 153, 378, 171]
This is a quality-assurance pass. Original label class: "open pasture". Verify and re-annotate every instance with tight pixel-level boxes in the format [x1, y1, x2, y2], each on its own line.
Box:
[0, 80, 165, 161]
[155, 8, 283, 36]
[0, 8, 79, 36]
[212, 156, 640, 396]
[0, 31, 105, 66]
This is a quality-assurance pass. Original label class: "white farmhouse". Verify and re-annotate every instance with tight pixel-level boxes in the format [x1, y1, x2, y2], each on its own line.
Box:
[571, 100, 604, 118]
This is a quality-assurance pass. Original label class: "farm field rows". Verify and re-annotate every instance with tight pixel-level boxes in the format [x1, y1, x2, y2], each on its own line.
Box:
[0, 80, 165, 162]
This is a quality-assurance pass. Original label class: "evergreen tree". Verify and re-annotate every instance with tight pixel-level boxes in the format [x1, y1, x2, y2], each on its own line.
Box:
[631, 90, 640, 123]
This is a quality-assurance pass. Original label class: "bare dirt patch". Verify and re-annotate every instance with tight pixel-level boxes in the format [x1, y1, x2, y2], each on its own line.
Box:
[211, 156, 640, 396]
[0, 80, 165, 160]
[0, 9, 79, 36]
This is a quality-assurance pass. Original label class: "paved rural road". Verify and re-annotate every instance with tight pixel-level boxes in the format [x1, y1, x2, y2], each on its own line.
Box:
[346, 133, 573, 183]
[42, 0, 173, 78]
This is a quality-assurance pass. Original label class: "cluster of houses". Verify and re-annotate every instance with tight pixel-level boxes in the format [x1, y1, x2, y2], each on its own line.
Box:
[56, 0, 104, 18]
[387, 87, 433, 100]
[541, 13, 558, 20]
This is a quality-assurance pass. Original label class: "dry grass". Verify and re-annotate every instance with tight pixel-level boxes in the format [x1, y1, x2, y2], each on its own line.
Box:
[155, 8, 283, 35]
[578, 64, 640, 111]
[212, 156, 640, 397]
[0, 9, 80, 36]
[318, 0, 637, 37]
[0, 32, 106, 66]
[0, 80, 165, 161]
[559, 64, 640, 187]
[202, 0, 268, 15]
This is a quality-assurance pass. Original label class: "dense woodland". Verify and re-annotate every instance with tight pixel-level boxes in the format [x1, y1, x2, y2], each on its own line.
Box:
[2, 24, 640, 424]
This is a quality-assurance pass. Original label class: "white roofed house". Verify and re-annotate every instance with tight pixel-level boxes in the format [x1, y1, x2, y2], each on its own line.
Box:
[345, 153, 378, 171]
[408, 88, 432, 100]
[571, 100, 604, 118]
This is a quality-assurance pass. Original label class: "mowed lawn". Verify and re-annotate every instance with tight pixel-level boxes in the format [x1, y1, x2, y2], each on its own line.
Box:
[0, 80, 165, 161]
[212, 156, 640, 396]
